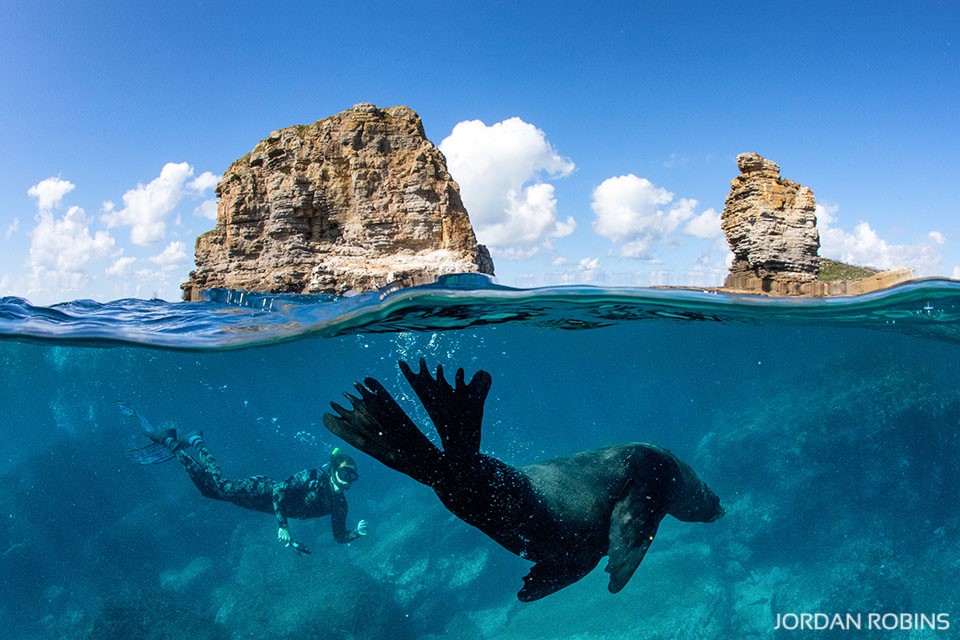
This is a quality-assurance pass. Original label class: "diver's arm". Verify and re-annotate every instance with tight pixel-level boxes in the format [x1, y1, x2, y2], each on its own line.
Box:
[272, 470, 312, 549]
[273, 482, 293, 544]
[331, 496, 368, 543]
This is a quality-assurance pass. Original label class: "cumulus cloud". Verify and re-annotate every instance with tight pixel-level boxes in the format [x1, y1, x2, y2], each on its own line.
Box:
[683, 207, 722, 239]
[18, 165, 215, 303]
[28, 204, 115, 294]
[817, 203, 944, 275]
[150, 241, 189, 270]
[551, 257, 604, 284]
[188, 171, 220, 193]
[195, 199, 218, 220]
[514, 255, 607, 287]
[27, 177, 75, 211]
[494, 246, 542, 260]
[576, 257, 601, 279]
[106, 256, 137, 277]
[591, 174, 700, 258]
[101, 162, 195, 245]
[439, 117, 576, 252]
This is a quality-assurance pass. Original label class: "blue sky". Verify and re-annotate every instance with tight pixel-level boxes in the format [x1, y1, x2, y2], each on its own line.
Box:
[1, 1, 957, 304]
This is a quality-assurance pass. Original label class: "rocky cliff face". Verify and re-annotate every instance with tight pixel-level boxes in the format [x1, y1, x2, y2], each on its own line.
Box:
[181, 103, 494, 299]
[721, 153, 820, 287]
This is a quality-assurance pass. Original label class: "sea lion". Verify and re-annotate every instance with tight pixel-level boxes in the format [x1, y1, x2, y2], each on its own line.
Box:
[322, 359, 724, 601]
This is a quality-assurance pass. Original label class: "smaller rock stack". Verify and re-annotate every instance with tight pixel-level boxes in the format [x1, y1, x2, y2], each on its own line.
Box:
[721, 153, 820, 292]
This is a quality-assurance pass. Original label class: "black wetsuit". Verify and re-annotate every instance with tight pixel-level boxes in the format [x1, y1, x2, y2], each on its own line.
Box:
[175, 443, 360, 543]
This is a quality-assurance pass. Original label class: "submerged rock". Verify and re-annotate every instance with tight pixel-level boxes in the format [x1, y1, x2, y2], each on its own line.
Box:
[216, 525, 412, 640]
[181, 103, 494, 300]
[698, 354, 960, 635]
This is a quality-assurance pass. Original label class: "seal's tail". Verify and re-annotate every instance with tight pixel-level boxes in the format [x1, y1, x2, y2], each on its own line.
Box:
[399, 358, 492, 458]
[323, 376, 444, 487]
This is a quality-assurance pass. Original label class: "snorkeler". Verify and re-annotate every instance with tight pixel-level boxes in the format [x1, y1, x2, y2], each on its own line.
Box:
[147, 427, 368, 553]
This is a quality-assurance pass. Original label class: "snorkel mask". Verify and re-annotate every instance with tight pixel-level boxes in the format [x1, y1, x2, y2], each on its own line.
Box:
[329, 447, 358, 489]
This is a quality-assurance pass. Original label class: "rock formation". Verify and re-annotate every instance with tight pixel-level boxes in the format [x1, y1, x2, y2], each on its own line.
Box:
[721, 153, 820, 289]
[181, 103, 494, 300]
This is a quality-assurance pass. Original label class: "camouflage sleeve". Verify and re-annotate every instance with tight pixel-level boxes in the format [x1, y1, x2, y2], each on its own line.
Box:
[273, 469, 312, 529]
[331, 494, 359, 544]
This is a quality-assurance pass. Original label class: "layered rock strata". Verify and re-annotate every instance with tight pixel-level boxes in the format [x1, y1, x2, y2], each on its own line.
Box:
[721, 153, 820, 289]
[181, 103, 494, 300]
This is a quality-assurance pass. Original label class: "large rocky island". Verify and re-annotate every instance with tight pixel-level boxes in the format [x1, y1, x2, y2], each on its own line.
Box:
[181, 103, 494, 300]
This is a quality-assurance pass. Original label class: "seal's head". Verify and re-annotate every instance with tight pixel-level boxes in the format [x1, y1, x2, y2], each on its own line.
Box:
[701, 485, 725, 522]
[667, 458, 725, 523]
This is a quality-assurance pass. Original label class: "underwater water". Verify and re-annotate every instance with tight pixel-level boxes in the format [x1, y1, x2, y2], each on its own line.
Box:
[2, 274, 960, 639]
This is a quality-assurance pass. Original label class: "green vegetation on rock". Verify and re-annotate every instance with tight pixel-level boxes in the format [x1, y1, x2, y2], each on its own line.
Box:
[817, 258, 879, 281]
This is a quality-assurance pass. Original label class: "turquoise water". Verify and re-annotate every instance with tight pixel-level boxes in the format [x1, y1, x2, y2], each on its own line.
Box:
[2, 275, 959, 639]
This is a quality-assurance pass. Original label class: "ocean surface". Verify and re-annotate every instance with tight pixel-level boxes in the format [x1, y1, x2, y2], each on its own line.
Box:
[2, 274, 959, 639]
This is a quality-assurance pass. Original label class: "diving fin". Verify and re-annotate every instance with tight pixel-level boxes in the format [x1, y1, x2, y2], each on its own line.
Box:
[119, 402, 176, 465]
[124, 442, 176, 465]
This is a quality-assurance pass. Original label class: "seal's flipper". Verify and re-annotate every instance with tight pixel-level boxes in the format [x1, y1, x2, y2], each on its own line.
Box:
[323, 376, 443, 487]
[399, 358, 492, 457]
[605, 491, 665, 593]
[518, 557, 599, 602]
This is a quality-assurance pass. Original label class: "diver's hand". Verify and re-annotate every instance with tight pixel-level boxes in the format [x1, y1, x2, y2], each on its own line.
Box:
[356, 519, 369, 536]
[278, 526, 291, 545]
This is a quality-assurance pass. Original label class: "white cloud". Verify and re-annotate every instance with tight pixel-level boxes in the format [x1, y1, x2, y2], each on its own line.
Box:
[816, 203, 943, 275]
[27, 177, 75, 211]
[106, 256, 137, 277]
[101, 162, 195, 245]
[17, 165, 215, 303]
[577, 257, 601, 280]
[150, 241, 189, 270]
[5, 217, 19, 239]
[28, 204, 115, 295]
[439, 117, 576, 251]
[513, 255, 608, 287]
[188, 171, 220, 193]
[495, 246, 541, 260]
[550, 256, 604, 284]
[591, 174, 698, 259]
[816, 202, 839, 226]
[683, 207, 722, 239]
[195, 199, 218, 220]
[687, 242, 733, 283]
